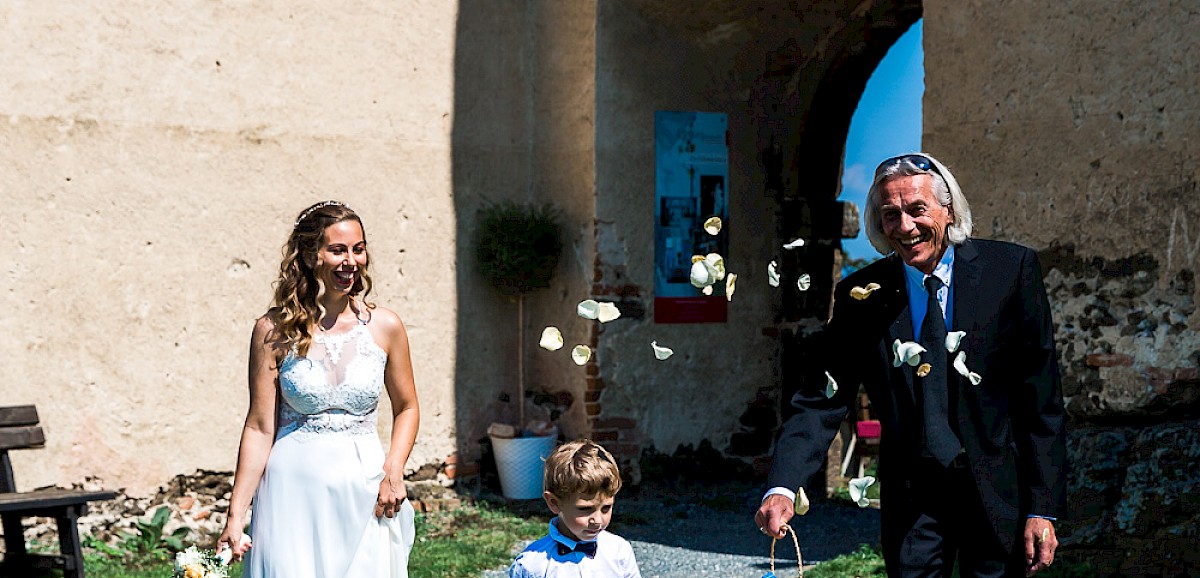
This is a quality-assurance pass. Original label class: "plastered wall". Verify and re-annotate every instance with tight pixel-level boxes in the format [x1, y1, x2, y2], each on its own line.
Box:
[2, 1, 461, 494]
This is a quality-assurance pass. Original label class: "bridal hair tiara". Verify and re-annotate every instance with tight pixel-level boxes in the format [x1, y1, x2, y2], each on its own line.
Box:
[295, 200, 353, 227]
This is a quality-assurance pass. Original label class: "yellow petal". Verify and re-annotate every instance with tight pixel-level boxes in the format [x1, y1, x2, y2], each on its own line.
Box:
[825, 371, 838, 398]
[768, 261, 780, 287]
[797, 273, 811, 291]
[596, 302, 621, 323]
[691, 254, 706, 263]
[794, 487, 811, 516]
[725, 273, 737, 301]
[916, 363, 931, 377]
[782, 238, 806, 250]
[571, 345, 592, 365]
[703, 216, 722, 235]
[576, 299, 600, 320]
[539, 327, 564, 351]
[651, 340, 674, 360]
[848, 476, 876, 507]
[945, 331, 966, 353]
[850, 282, 882, 300]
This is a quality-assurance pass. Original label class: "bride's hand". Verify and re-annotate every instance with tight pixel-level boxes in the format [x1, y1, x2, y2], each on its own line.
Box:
[375, 474, 408, 518]
[215, 521, 252, 563]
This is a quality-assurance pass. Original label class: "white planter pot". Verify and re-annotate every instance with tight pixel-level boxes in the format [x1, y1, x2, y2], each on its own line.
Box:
[490, 433, 558, 499]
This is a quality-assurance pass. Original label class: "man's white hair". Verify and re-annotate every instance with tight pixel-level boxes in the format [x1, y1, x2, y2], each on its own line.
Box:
[863, 152, 973, 256]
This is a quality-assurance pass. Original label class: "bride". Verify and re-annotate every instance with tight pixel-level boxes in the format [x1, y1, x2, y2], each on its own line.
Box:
[217, 201, 419, 576]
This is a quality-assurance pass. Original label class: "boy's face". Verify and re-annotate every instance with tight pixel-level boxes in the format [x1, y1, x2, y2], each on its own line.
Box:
[544, 491, 614, 542]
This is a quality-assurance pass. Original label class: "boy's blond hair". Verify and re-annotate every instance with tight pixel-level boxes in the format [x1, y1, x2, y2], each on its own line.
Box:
[543, 439, 622, 498]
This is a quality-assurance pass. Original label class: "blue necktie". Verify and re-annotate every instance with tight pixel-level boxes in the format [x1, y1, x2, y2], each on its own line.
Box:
[558, 541, 598, 558]
[919, 276, 961, 466]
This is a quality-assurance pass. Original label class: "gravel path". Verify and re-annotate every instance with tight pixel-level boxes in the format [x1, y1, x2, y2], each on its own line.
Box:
[481, 483, 880, 578]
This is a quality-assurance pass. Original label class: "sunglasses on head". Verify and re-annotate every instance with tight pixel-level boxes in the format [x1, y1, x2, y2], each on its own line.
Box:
[875, 154, 943, 179]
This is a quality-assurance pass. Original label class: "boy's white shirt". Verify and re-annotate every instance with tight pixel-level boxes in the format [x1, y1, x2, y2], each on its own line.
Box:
[509, 517, 641, 578]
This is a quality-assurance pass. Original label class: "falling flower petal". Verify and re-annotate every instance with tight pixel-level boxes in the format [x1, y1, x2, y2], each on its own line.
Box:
[945, 331, 966, 353]
[916, 363, 931, 377]
[704, 253, 726, 280]
[571, 345, 592, 365]
[782, 238, 806, 250]
[577, 299, 600, 320]
[690, 260, 715, 288]
[725, 273, 737, 301]
[651, 341, 674, 360]
[848, 476, 876, 507]
[825, 371, 838, 398]
[953, 351, 983, 385]
[797, 273, 811, 291]
[539, 327, 564, 351]
[850, 282, 882, 300]
[703, 216, 722, 235]
[892, 339, 926, 367]
[702, 284, 713, 295]
[768, 261, 780, 287]
[597, 302, 621, 323]
[794, 487, 811, 516]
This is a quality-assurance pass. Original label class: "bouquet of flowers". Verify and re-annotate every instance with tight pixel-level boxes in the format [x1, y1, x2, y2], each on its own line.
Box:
[173, 546, 230, 578]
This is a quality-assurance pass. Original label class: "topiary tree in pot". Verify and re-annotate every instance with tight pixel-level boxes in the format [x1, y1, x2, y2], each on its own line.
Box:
[473, 200, 563, 433]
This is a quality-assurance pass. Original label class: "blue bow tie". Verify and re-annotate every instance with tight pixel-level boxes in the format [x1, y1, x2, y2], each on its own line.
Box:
[557, 540, 598, 558]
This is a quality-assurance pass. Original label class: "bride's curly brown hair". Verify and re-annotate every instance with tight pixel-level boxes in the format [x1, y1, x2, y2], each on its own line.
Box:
[270, 201, 375, 358]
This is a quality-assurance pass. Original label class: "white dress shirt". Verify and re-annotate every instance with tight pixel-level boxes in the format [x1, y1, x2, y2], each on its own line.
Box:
[509, 517, 641, 578]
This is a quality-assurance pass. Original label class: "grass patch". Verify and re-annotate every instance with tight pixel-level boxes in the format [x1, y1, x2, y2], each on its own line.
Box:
[804, 545, 1097, 578]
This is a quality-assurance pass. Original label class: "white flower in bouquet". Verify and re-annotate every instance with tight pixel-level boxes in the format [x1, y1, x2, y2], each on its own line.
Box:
[173, 546, 230, 578]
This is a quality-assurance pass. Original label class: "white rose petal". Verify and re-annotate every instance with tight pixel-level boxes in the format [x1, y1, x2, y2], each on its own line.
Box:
[945, 331, 966, 353]
[539, 327, 564, 351]
[690, 260, 716, 288]
[797, 273, 811, 291]
[596, 302, 621, 323]
[651, 341, 674, 360]
[577, 299, 600, 320]
[571, 345, 592, 366]
[782, 238, 806, 250]
[703, 216, 723, 235]
[702, 284, 714, 295]
[725, 273, 737, 301]
[953, 350, 983, 385]
[892, 339, 927, 367]
[848, 476, 876, 507]
[704, 253, 726, 281]
[825, 371, 838, 398]
[768, 260, 780, 287]
[794, 487, 811, 516]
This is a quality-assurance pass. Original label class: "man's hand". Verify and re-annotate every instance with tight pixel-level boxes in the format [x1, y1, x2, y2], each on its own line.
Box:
[755, 494, 795, 539]
[1024, 517, 1057, 576]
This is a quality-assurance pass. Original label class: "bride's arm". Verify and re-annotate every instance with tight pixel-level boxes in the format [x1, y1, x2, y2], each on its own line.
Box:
[377, 308, 420, 518]
[217, 315, 280, 558]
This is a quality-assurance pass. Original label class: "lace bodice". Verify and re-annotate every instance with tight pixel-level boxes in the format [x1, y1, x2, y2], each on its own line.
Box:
[277, 323, 387, 440]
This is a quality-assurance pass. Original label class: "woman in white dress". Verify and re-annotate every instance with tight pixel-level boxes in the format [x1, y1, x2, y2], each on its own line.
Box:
[217, 200, 419, 577]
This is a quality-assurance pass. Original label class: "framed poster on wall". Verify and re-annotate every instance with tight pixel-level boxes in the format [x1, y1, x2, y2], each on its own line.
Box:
[654, 111, 729, 323]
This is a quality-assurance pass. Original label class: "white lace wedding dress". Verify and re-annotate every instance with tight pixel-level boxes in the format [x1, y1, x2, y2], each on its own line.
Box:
[244, 321, 415, 577]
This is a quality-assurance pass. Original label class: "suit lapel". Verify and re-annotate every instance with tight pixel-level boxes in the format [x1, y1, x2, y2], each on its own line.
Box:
[950, 240, 982, 410]
[881, 258, 917, 408]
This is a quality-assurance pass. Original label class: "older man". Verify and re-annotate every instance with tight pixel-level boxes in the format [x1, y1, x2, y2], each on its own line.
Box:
[756, 153, 1067, 577]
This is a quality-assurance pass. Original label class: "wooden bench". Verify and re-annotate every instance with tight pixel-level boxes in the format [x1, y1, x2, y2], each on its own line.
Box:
[1, 405, 117, 578]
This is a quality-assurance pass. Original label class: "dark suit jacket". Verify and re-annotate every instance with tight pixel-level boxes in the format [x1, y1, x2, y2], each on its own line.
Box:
[767, 238, 1067, 553]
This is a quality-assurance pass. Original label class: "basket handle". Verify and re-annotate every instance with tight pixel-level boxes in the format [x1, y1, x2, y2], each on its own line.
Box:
[769, 523, 804, 577]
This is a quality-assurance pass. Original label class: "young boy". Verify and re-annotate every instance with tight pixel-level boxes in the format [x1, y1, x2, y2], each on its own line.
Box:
[509, 439, 641, 578]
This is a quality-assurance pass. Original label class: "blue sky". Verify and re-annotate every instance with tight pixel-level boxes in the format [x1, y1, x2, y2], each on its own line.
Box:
[839, 20, 924, 262]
